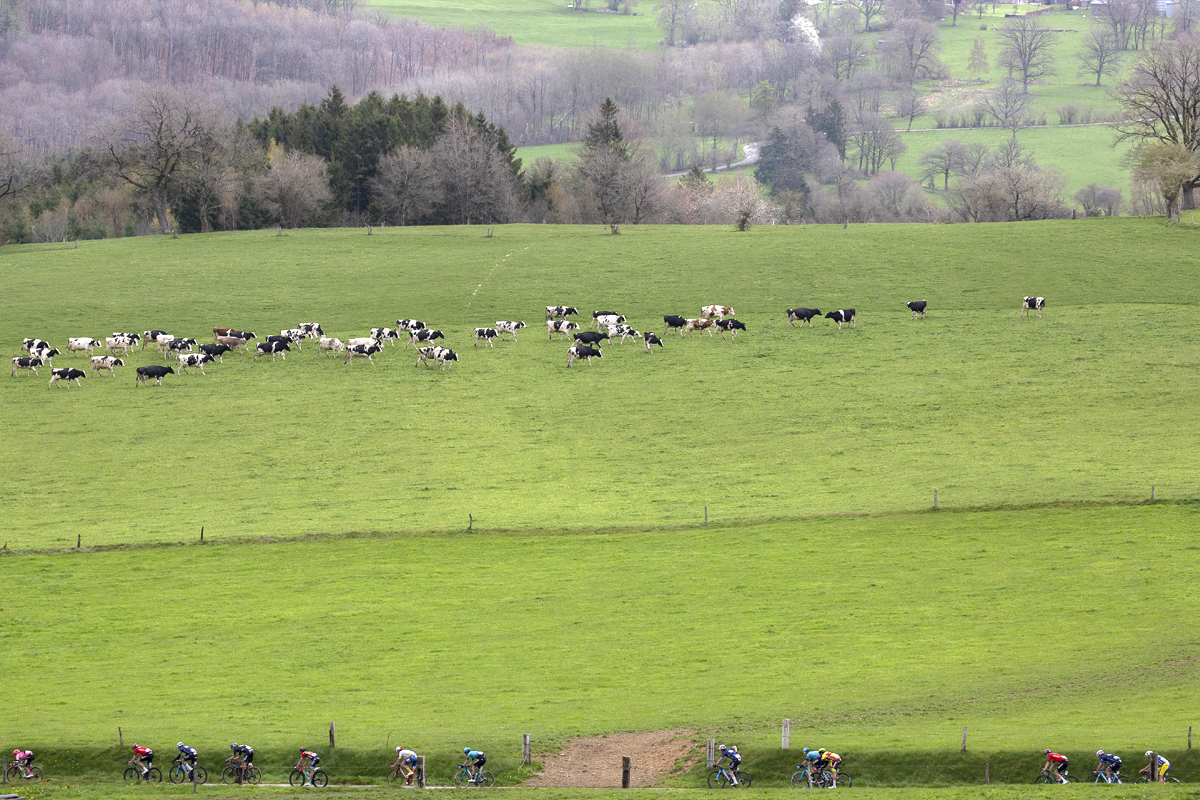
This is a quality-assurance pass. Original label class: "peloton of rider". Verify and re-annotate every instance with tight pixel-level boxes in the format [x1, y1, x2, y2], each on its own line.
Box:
[176, 743, 199, 776]
[463, 747, 487, 781]
[297, 748, 321, 786]
[395, 746, 419, 784]
[1095, 750, 1122, 780]
[132, 743, 155, 778]
[1043, 749, 1070, 782]
[1139, 751, 1171, 783]
[11, 749, 35, 778]
[716, 744, 742, 781]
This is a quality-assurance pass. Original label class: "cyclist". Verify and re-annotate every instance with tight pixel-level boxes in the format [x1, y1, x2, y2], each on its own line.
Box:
[230, 743, 255, 782]
[176, 743, 199, 777]
[1139, 751, 1170, 783]
[395, 746, 419, 784]
[11, 749, 35, 778]
[297, 748, 320, 786]
[462, 747, 487, 782]
[1043, 749, 1070, 783]
[801, 747, 824, 783]
[1095, 750, 1122, 781]
[716, 744, 742, 783]
[132, 743, 155, 778]
[819, 750, 843, 786]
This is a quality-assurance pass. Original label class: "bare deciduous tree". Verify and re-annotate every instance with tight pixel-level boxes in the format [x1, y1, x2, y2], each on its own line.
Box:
[996, 17, 1056, 93]
[1132, 141, 1200, 218]
[370, 146, 438, 225]
[0, 129, 30, 203]
[886, 19, 942, 85]
[850, 112, 906, 174]
[259, 149, 332, 228]
[919, 139, 967, 189]
[430, 117, 520, 225]
[1077, 28, 1122, 87]
[853, 0, 885, 32]
[981, 79, 1034, 140]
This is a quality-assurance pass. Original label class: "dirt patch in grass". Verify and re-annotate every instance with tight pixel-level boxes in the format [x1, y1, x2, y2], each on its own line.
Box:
[524, 730, 699, 788]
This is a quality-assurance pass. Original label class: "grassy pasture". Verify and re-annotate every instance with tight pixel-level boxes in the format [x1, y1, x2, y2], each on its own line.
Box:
[2, 221, 1199, 549]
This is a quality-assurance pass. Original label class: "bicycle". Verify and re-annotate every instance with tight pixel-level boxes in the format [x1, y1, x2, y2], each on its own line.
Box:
[452, 761, 495, 787]
[1135, 773, 1181, 784]
[1035, 768, 1078, 784]
[790, 767, 851, 789]
[168, 759, 209, 784]
[5, 760, 44, 782]
[290, 767, 329, 787]
[387, 761, 417, 785]
[221, 757, 262, 785]
[123, 760, 163, 783]
[1092, 768, 1127, 784]
[707, 764, 753, 788]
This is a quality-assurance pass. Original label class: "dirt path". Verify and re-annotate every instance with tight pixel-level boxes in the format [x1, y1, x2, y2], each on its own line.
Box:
[523, 730, 699, 788]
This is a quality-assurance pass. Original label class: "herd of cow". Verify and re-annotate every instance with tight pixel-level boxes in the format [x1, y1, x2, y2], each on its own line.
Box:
[9, 296, 1047, 387]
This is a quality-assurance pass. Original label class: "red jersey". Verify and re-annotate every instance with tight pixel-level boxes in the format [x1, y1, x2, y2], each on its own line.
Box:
[133, 746, 153, 757]
[1047, 753, 1068, 764]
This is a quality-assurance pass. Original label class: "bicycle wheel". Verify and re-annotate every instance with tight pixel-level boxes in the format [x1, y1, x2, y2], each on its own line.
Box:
[1034, 774, 1053, 784]
[124, 767, 141, 783]
[476, 771, 494, 787]
[1064, 774, 1078, 783]
[147, 767, 163, 783]
[290, 769, 305, 786]
[835, 773, 852, 788]
[27, 766, 44, 782]
[313, 769, 329, 787]
[194, 765, 208, 784]
[387, 767, 402, 784]
[5, 766, 20, 782]
[708, 768, 729, 789]
[453, 769, 469, 788]
[170, 765, 187, 784]
[791, 771, 809, 789]
[734, 771, 752, 788]
[248, 766, 262, 784]
[221, 765, 239, 784]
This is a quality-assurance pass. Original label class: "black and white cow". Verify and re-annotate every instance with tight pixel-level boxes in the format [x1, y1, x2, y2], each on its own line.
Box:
[345, 343, 382, 364]
[298, 322, 323, 338]
[48, 368, 86, 389]
[786, 308, 821, 327]
[177, 353, 214, 374]
[715, 319, 747, 339]
[644, 332, 663, 352]
[136, 365, 175, 386]
[1022, 296, 1045, 318]
[495, 321, 526, 341]
[608, 323, 641, 344]
[198, 343, 232, 362]
[67, 337, 104, 356]
[593, 312, 625, 330]
[567, 345, 602, 367]
[407, 329, 445, 348]
[548, 320, 580, 340]
[106, 335, 138, 356]
[90, 356, 124, 376]
[416, 345, 458, 370]
[907, 300, 928, 319]
[22, 338, 50, 354]
[227, 330, 256, 342]
[142, 330, 169, 350]
[30, 346, 61, 363]
[546, 306, 579, 320]
[279, 329, 307, 348]
[112, 332, 140, 343]
[825, 309, 856, 329]
[12, 356, 43, 376]
[474, 328, 498, 347]
[664, 315, 687, 334]
[255, 340, 291, 361]
[396, 319, 426, 332]
[370, 328, 400, 347]
[165, 337, 198, 356]
[573, 330, 610, 347]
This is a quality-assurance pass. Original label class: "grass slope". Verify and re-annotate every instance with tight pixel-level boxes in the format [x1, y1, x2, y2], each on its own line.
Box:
[1, 221, 1199, 549]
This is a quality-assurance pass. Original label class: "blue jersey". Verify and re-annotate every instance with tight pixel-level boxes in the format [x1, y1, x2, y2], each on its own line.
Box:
[179, 746, 197, 758]
[467, 750, 484, 760]
[1099, 754, 1121, 768]
[721, 748, 740, 763]
[805, 750, 823, 762]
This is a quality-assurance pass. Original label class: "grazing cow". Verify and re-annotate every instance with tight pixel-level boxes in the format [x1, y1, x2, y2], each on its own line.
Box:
[396, 319, 426, 332]
[89, 356, 124, 376]
[142, 330, 169, 350]
[567, 345, 602, 367]
[318, 337, 345, 357]
[787, 308, 821, 327]
[644, 332, 663, 352]
[548, 320, 580, 340]
[151, 333, 175, 355]
[165, 337, 197, 355]
[715, 319, 747, 339]
[227, 330, 256, 342]
[407, 329, 445, 348]
[664, 315, 687, 335]
[608, 323, 641, 344]
[12, 356, 43, 376]
[345, 343, 382, 364]
[198, 343, 232, 362]
[416, 345, 458, 370]
[135, 365, 175, 386]
[177, 353, 214, 375]
[215, 335, 250, 353]
[907, 300, 928, 319]
[67, 337, 103, 356]
[347, 337, 380, 349]
[683, 318, 715, 337]
[30, 346, 61, 364]
[48, 368, 86, 389]
[474, 328, 498, 347]
[593, 312, 625, 330]
[22, 338, 50, 355]
[369, 328, 400, 347]
[106, 336, 137, 356]
[825, 309, 856, 329]
[254, 340, 290, 361]
[112, 332, 141, 344]
[495, 321, 527, 341]
[701, 304, 735, 320]
[546, 306, 579, 320]
[573, 330, 610, 347]
[1022, 296, 1045, 318]
[298, 322, 323, 338]
[279, 329, 307, 348]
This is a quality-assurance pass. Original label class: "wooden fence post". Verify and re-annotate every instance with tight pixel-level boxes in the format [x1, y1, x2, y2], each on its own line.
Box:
[119, 726, 123, 747]
[193, 757, 198, 794]
[1151, 486, 1155, 500]
[961, 726, 967, 751]
[200, 526, 204, 542]
[706, 740, 716, 769]
[782, 719, 791, 750]
[704, 506, 708, 525]
[621, 756, 631, 788]
[1189, 726, 1192, 749]
[522, 734, 531, 765]
[329, 722, 335, 749]
[77, 533, 81, 548]
[934, 489, 938, 509]
[985, 763, 990, 784]
[1149, 751, 1157, 783]
[416, 756, 426, 788]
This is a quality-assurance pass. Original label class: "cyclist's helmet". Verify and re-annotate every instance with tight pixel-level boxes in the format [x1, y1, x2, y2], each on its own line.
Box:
[231, 744, 238, 749]
[1097, 751, 1105, 758]
[1044, 749, 1051, 755]
[301, 748, 307, 753]
[802, 748, 810, 755]
[717, 744, 725, 751]
[133, 743, 139, 749]
[12, 750, 19, 757]
[178, 743, 185, 749]
[397, 747, 404, 753]
[464, 748, 471, 754]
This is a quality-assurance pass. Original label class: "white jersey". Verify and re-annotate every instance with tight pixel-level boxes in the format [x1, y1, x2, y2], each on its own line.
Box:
[399, 749, 417, 761]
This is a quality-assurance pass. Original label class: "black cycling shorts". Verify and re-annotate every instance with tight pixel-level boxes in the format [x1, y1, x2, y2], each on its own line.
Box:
[474, 756, 487, 768]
